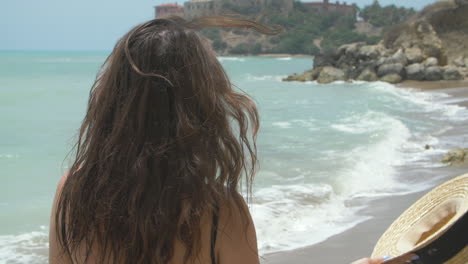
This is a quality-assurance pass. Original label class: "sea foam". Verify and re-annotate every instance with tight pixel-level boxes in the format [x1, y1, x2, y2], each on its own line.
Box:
[217, 56, 246, 62]
[251, 184, 369, 255]
[0, 228, 48, 264]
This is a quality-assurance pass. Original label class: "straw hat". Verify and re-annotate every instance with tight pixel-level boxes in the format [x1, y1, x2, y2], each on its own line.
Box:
[371, 174, 468, 264]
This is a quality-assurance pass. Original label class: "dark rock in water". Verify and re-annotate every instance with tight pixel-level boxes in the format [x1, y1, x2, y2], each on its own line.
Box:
[378, 63, 405, 77]
[309, 67, 324, 80]
[356, 68, 379, 82]
[405, 63, 425, 80]
[405, 47, 424, 64]
[443, 67, 463, 80]
[425, 66, 443, 81]
[441, 148, 468, 165]
[282, 67, 324, 82]
[380, 73, 402, 84]
[283, 74, 301, 82]
[425, 145, 431, 150]
[317, 66, 345, 84]
[423, 57, 439, 67]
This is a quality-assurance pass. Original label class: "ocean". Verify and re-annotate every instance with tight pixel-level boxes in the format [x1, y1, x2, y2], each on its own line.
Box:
[1, 52, 467, 263]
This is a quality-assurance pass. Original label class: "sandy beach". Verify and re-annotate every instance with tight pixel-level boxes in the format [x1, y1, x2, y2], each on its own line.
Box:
[263, 81, 468, 264]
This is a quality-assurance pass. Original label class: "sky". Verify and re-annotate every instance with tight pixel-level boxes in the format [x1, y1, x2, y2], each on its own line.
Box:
[1, 0, 438, 51]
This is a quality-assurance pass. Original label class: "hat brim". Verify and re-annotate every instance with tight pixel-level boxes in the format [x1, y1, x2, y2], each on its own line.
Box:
[371, 174, 468, 263]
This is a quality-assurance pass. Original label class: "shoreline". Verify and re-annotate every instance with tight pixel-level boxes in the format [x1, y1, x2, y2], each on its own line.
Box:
[262, 166, 468, 264]
[258, 53, 313, 57]
[397, 80, 468, 90]
[218, 53, 313, 58]
[263, 80, 468, 264]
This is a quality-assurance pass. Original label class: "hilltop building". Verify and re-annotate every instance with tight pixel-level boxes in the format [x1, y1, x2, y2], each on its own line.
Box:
[302, 0, 356, 18]
[183, 0, 294, 19]
[184, 0, 222, 19]
[155, 3, 184, 18]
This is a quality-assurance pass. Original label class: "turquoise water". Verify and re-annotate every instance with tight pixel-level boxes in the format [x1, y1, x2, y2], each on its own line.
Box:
[1, 52, 467, 263]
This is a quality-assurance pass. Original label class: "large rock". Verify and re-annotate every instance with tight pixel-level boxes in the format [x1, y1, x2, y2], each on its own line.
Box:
[380, 74, 402, 84]
[443, 67, 463, 81]
[405, 47, 424, 64]
[337, 43, 362, 57]
[405, 63, 425, 80]
[283, 67, 323, 82]
[385, 49, 408, 65]
[356, 68, 379, 82]
[317, 66, 346, 84]
[283, 73, 304, 82]
[358, 45, 382, 60]
[336, 56, 357, 70]
[425, 66, 443, 81]
[441, 148, 468, 165]
[423, 57, 439, 67]
[453, 56, 466, 67]
[378, 63, 405, 77]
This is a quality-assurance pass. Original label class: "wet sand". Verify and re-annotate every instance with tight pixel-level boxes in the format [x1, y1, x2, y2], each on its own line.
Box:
[262, 80, 468, 264]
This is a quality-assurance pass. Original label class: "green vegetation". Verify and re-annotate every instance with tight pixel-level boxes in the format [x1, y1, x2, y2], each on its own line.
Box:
[360, 0, 416, 29]
[201, 0, 417, 55]
[259, 2, 370, 54]
[230, 42, 263, 54]
[221, 2, 261, 15]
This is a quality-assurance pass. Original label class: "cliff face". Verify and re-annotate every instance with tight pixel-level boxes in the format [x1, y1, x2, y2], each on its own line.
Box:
[428, 4, 468, 66]
[285, 1, 468, 84]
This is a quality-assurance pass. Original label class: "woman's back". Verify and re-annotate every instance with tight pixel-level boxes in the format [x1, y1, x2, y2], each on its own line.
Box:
[50, 173, 258, 263]
[48, 16, 276, 264]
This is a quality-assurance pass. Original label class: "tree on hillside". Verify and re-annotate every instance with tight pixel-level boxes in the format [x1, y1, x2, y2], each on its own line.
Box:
[360, 0, 416, 28]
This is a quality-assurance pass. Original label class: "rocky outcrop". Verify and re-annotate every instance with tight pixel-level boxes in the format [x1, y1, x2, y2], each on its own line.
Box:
[441, 148, 468, 165]
[284, 3, 468, 84]
[317, 67, 346, 84]
[380, 74, 402, 84]
[405, 63, 425, 80]
[378, 63, 404, 77]
[356, 68, 378, 81]
[405, 47, 424, 64]
[425, 66, 443, 81]
[443, 67, 464, 80]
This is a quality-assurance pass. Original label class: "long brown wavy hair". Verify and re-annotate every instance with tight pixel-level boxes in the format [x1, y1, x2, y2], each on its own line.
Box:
[55, 16, 278, 263]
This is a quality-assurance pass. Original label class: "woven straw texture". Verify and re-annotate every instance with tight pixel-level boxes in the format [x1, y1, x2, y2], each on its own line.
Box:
[371, 174, 468, 264]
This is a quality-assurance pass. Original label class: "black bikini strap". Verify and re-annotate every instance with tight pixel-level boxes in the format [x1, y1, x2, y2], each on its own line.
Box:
[211, 203, 219, 264]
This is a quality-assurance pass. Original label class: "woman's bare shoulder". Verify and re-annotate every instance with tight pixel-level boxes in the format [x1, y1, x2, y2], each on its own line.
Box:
[49, 171, 72, 264]
[216, 192, 259, 264]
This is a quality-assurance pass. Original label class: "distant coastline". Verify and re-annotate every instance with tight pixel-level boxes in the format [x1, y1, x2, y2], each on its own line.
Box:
[283, 1, 468, 84]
